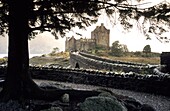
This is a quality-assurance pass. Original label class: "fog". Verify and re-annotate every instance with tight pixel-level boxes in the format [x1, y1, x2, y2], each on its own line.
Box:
[28, 32, 65, 54]
[0, 32, 65, 54]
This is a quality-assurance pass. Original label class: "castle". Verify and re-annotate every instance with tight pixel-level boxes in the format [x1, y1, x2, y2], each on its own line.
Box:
[65, 23, 110, 51]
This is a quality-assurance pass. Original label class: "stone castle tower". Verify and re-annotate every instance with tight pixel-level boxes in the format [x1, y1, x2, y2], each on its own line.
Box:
[65, 23, 110, 51]
[91, 23, 110, 49]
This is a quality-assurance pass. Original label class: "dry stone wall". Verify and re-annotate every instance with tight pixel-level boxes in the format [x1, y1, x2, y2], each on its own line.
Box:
[0, 65, 170, 97]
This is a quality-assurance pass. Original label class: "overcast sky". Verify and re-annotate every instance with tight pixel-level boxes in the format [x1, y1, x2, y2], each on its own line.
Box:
[0, 0, 170, 54]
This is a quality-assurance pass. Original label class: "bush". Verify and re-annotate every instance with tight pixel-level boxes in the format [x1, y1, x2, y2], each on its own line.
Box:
[110, 41, 124, 57]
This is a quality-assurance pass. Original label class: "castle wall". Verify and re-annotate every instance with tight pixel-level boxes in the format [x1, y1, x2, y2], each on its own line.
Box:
[75, 39, 96, 51]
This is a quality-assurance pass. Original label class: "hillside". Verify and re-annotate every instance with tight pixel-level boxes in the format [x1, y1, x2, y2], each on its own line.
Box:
[29, 52, 70, 67]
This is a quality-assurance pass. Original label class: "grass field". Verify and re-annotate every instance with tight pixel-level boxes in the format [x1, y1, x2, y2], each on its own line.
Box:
[102, 56, 160, 65]
[93, 51, 160, 65]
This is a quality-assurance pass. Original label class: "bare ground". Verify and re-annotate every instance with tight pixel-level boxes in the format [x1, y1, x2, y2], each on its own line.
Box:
[34, 79, 170, 111]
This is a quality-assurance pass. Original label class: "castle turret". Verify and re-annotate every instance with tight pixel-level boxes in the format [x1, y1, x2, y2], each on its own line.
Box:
[65, 36, 76, 51]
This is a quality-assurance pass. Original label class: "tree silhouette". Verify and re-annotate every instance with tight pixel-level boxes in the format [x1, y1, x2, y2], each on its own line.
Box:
[0, 0, 103, 101]
[143, 45, 151, 53]
[0, 0, 170, 101]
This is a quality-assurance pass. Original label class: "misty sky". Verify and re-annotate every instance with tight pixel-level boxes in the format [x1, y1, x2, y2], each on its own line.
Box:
[1, 0, 170, 54]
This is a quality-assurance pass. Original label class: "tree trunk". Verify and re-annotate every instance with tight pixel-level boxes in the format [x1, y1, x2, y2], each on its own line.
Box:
[0, 0, 30, 100]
